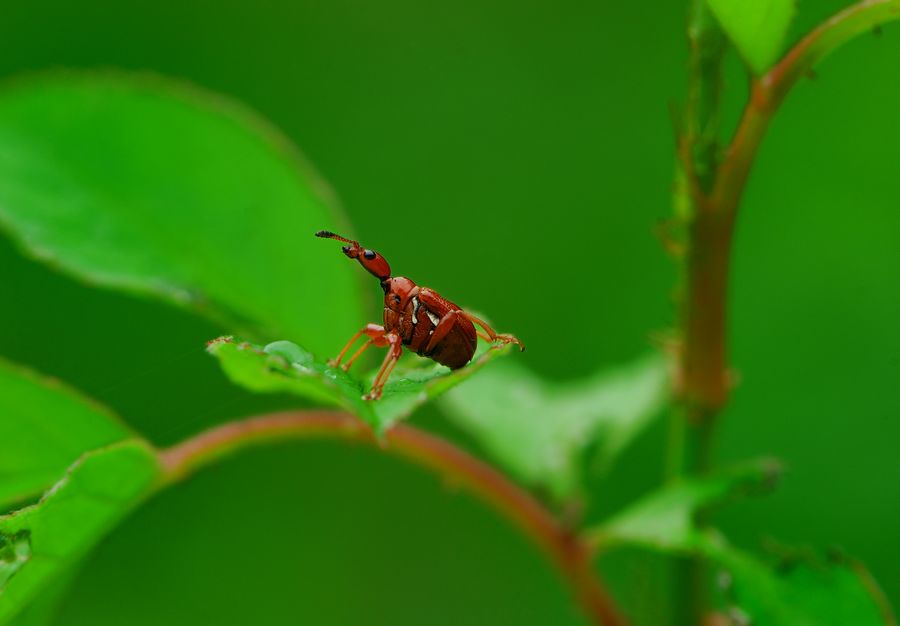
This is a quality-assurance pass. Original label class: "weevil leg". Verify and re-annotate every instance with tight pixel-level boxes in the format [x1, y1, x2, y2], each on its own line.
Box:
[342, 338, 374, 371]
[423, 310, 461, 354]
[461, 312, 525, 351]
[330, 323, 387, 368]
[364, 332, 402, 401]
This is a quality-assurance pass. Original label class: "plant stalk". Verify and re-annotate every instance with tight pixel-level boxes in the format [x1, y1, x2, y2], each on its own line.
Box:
[158, 411, 629, 626]
[672, 1, 900, 624]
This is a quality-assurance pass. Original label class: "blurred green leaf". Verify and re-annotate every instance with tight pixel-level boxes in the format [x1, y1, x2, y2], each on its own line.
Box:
[0, 440, 161, 626]
[0, 71, 362, 355]
[589, 459, 781, 552]
[705, 0, 795, 74]
[590, 464, 894, 626]
[711, 546, 894, 626]
[0, 358, 132, 511]
[438, 353, 670, 500]
[207, 336, 515, 432]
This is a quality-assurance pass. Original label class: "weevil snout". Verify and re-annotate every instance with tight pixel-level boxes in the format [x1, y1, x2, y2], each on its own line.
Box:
[316, 230, 392, 280]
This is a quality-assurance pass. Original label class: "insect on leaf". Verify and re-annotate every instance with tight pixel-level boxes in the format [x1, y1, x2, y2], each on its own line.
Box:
[206, 336, 515, 433]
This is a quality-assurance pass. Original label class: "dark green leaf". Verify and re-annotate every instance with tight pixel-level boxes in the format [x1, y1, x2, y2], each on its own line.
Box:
[207, 336, 515, 432]
[438, 353, 670, 500]
[705, 0, 795, 74]
[0, 72, 362, 355]
[0, 441, 161, 625]
[0, 358, 132, 510]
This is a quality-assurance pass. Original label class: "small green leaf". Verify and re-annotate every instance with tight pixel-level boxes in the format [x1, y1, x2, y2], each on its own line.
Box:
[438, 353, 670, 500]
[706, 0, 796, 74]
[589, 464, 894, 626]
[0, 358, 132, 510]
[0, 440, 161, 625]
[0, 72, 362, 355]
[207, 336, 515, 432]
[710, 546, 894, 626]
[589, 459, 781, 552]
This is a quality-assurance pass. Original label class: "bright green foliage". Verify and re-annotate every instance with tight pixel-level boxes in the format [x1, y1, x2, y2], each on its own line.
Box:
[439, 354, 669, 500]
[207, 336, 515, 432]
[0, 358, 131, 510]
[0, 72, 362, 355]
[591, 464, 893, 626]
[0, 441, 161, 626]
[705, 0, 795, 74]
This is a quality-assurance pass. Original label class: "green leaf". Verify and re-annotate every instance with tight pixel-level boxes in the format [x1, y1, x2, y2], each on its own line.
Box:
[0, 358, 132, 511]
[0, 440, 161, 626]
[5, 567, 77, 626]
[710, 546, 894, 626]
[589, 459, 781, 552]
[705, 0, 796, 74]
[0, 71, 362, 355]
[438, 353, 670, 500]
[589, 464, 894, 626]
[207, 336, 516, 432]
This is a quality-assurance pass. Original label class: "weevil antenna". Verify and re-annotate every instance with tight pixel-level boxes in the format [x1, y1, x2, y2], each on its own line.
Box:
[315, 230, 391, 281]
[315, 230, 355, 245]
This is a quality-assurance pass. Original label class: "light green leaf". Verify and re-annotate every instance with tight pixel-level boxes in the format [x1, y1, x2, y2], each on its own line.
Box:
[0, 71, 362, 355]
[589, 459, 781, 552]
[0, 440, 161, 626]
[207, 336, 516, 432]
[438, 353, 670, 500]
[589, 464, 894, 626]
[0, 358, 132, 511]
[706, 0, 796, 74]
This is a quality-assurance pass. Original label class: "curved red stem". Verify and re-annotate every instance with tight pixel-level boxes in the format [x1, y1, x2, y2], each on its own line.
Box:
[159, 411, 628, 626]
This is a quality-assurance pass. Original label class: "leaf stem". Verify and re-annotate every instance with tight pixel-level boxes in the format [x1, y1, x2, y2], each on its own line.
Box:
[158, 411, 628, 626]
[673, 0, 900, 623]
[714, 0, 900, 222]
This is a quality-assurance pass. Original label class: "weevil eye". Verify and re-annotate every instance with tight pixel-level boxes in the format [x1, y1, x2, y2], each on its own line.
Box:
[392, 294, 401, 304]
[341, 245, 351, 253]
[363, 249, 377, 260]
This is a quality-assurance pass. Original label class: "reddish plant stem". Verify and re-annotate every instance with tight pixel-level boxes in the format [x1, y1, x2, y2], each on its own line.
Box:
[159, 411, 628, 626]
[676, 2, 899, 623]
[681, 0, 900, 418]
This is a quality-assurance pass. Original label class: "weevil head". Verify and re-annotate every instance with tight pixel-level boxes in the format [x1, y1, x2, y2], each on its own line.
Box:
[315, 230, 392, 281]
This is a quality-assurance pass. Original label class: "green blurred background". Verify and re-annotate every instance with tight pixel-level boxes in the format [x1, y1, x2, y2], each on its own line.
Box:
[1, 0, 897, 624]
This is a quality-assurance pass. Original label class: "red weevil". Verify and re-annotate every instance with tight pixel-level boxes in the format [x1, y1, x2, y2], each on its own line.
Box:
[316, 231, 524, 400]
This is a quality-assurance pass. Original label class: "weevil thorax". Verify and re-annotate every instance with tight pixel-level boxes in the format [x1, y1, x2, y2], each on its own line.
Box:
[382, 276, 417, 311]
[381, 276, 417, 333]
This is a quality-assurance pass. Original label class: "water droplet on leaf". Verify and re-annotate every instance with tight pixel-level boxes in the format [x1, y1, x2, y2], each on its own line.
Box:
[0, 530, 32, 589]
